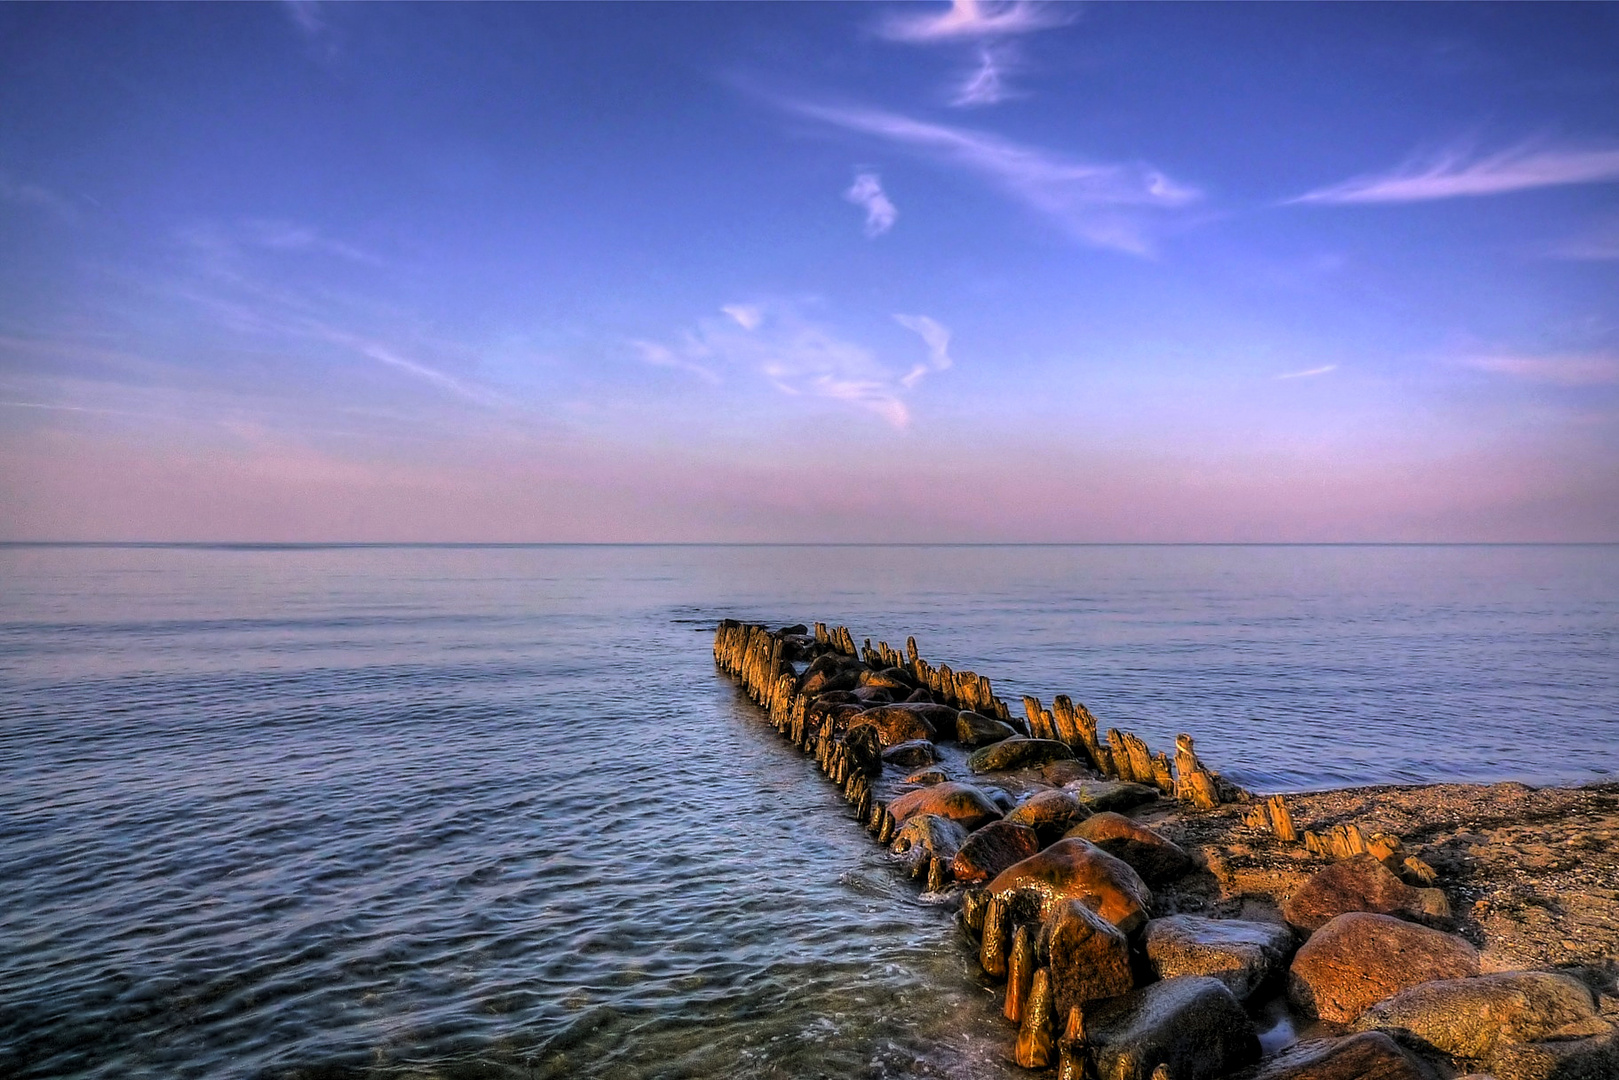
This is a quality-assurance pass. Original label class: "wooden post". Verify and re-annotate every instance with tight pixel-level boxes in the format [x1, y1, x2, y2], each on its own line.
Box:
[1004, 924, 1035, 1023]
[1014, 969, 1055, 1068]
[980, 894, 1010, 978]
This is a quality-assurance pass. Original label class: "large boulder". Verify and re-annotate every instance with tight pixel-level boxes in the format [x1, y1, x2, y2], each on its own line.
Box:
[888, 781, 1002, 831]
[1064, 778, 1159, 813]
[956, 710, 1018, 747]
[1066, 811, 1192, 884]
[1142, 914, 1294, 1001]
[849, 706, 939, 747]
[1004, 788, 1090, 844]
[904, 766, 947, 785]
[841, 723, 885, 776]
[1487, 1021, 1619, 1080]
[858, 666, 915, 692]
[1289, 912, 1479, 1023]
[799, 655, 862, 696]
[1250, 1031, 1431, 1080]
[1078, 975, 1261, 1080]
[1041, 759, 1094, 786]
[1040, 898, 1135, 1021]
[889, 813, 968, 874]
[1283, 854, 1452, 933]
[986, 837, 1152, 934]
[950, 820, 1040, 885]
[968, 736, 1074, 773]
[881, 739, 938, 767]
[1352, 970, 1601, 1060]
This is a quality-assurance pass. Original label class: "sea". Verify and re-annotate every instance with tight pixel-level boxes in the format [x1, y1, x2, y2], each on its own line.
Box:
[2, 543, 1615, 1079]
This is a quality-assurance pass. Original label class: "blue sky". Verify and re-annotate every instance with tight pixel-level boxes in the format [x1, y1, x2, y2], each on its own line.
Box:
[2, 2, 1617, 541]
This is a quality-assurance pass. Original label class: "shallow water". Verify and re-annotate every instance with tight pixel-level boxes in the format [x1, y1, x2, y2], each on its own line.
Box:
[2, 544, 1615, 1078]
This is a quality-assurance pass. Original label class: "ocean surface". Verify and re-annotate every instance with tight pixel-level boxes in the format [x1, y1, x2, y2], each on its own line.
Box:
[2, 543, 1615, 1079]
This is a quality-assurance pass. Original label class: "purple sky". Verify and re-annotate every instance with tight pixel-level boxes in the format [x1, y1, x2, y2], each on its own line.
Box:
[2, 2, 1617, 541]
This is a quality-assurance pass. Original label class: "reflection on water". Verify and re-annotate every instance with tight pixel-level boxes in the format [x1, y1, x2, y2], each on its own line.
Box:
[1, 544, 1614, 1077]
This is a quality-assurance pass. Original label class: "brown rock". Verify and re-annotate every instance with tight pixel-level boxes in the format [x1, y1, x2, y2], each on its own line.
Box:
[1283, 854, 1453, 933]
[952, 820, 1040, 884]
[1251, 1031, 1431, 1080]
[969, 736, 1075, 773]
[888, 781, 1002, 831]
[904, 767, 947, 785]
[799, 655, 862, 696]
[1006, 789, 1091, 844]
[880, 739, 938, 767]
[848, 705, 938, 747]
[1289, 912, 1480, 1023]
[889, 813, 969, 875]
[1079, 975, 1260, 1080]
[1064, 779, 1160, 813]
[1040, 898, 1135, 1021]
[1352, 970, 1600, 1060]
[956, 709, 1018, 747]
[858, 666, 914, 692]
[1141, 914, 1294, 1001]
[1067, 811, 1193, 884]
[1041, 760, 1094, 786]
[1486, 1020, 1619, 1080]
[987, 837, 1152, 934]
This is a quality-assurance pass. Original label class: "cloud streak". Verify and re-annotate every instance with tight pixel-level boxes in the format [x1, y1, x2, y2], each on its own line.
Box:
[893, 314, 953, 387]
[877, 0, 1070, 43]
[1463, 353, 1619, 387]
[844, 173, 898, 236]
[783, 100, 1199, 254]
[952, 47, 1018, 107]
[1278, 364, 1338, 379]
[1293, 142, 1619, 204]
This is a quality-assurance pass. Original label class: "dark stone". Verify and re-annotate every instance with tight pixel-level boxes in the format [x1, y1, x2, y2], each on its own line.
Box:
[986, 837, 1152, 934]
[849, 685, 894, 704]
[888, 781, 1002, 831]
[842, 724, 884, 776]
[881, 739, 939, 767]
[1066, 811, 1193, 884]
[903, 688, 935, 703]
[1080, 975, 1261, 1080]
[848, 706, 937, 747]
[951, 820, 1040, 884]
[1283, 854, 1452, 934]
[1487, 1021, 1619, 1080]
[957, 710, 1018, 747]
[1251, 1031, 1432, 1080]
[1141, 914, 1293, 1001]
[799, 654, 863, 696]
[968, 737, 1075, 773]
[858, 667, 915, 692]
[1288, 912, 1480, 1023]
[1041, 760, 1094, 786]
[1064, 779, 1160, 812]
[1040, 898, 1135, 1022]
[905, 767, 948, 785]
[889, 813, 969, 875]
[1005, 789, 1091, 844]
[1352, 970, 1601, 1060]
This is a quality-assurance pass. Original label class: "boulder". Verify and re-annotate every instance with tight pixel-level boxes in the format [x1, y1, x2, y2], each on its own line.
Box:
[841, 723, 884, 776]
[858, 666, 915, 692]
[1486, 1021, 1619, 1080]
[1352, 970, 1600, 1060]
[1250, 1031, 1431, 1080]
[1078, 975, 1261, 1080]
[1005, 788, 1091, 844]
[903, 688, 935, 703]
[881, 739, 939, 767]
[1041, 759, 1094, 786]
[987, 837, 1152, 934]
[1289, 912, 1480, 1023]
[1283, 854, 1453, 933]
[1142, 914, 1294, 1001]
[956, 710, 1018, 747]
[1066, 812, 1192, 884]
[1064, 778, 1160, 813]
[848, 706, 938, 747]
[889, 813, 968, 874]
[888, 781, 1002, 831]
[849, 685, 894, 704]
[951, 820, 1040, 884]
[904, 767, 948, 785]
[799, 655, 862, 696]
[968, 736, 1075, 773]
[1040, 898, 1135, 1021]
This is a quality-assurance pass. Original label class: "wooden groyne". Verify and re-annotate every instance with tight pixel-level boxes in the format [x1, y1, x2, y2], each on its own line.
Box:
[713, 619, 1619, 1080]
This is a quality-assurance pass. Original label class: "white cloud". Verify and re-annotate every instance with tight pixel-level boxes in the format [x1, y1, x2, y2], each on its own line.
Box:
[844, 173, 898, 237]
[631, 339, 721, 384]
[877, 0, 1070, 43]
[893, 314, 953, 387]
[1463, 353, 1619, 387]
[1277, 364, 1338, 380]
[1293, 142, 1619, 205]
[783, 100, 1199, 255]
[952, 47, 1016, 107]
[721, 304, 763, 330]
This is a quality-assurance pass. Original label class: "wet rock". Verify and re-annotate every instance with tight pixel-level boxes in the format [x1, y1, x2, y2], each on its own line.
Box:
[1005, 789, 1091, 844]
[987, 837, 1152, 934]
[1486, 1021, 1619, 1080]
[1289, 912, 1480, 1023]
[849, 706, 938, 747]
[777, 623, 809, 636]
[1067, 811, 1193, 884]
[1064, 778, 1160, 813]
[1142, 914, 1294, 1001]
[850, 685, 894, 704]
[799, 655, 863, 696]
[888, 781, 1003, 831]
[890, 813, 969, 874]
[1042, 760, 1094, 787]
[968, 736, 1075, 773]
[951, 820, 1040, 884]
[957, 710, 1018, 747]
[905, 767, 948, 785]
[1283, 854, 1453, 934]
[881, 739, 939, 767]
[1250, 1031, 1432, 1080]
[903, 688, 935, 703]
[1079, 975, 1261, 1080]
[858, 667, 915, 692]
[1352, 970, 1600, 1060]
[842, 723, 885, 776]
[1040, 898, 1135, 1020]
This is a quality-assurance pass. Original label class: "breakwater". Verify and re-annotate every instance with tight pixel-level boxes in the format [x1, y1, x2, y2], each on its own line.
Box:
[714, 618, 1619, 1080]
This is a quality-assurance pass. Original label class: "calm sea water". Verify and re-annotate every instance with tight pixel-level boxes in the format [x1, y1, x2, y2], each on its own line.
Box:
[2, 544, 1615, 1079]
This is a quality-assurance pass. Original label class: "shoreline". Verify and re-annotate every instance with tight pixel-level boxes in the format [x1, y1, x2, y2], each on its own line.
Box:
[715, 618, 1619, 1079]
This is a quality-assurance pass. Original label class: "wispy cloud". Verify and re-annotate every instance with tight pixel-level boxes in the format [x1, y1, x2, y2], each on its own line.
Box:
[877, 0, 1070, 43]
[1293, 142, 1619, 205]
[1463, 353, 1619, 387]
[243, 220, 383, 265]
[721, 304, 763, 330]
[630, 338, 720, 384]
[0, 169, 80, 224]
[844, 173, 898, 236]
[1277, 364, 1338, 380]
[283, 0, 327, 37]
[952, 47, 1018, 107]
[893, 314, 953, 387]
[782, 100, 1199, 254]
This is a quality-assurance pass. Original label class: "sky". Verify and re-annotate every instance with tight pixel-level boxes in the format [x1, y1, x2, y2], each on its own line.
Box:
[2, 1, 1617, 542]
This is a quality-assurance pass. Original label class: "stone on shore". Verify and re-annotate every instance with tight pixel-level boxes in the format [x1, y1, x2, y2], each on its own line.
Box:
[1041, 760, 1093, 786]
[1141, 914, 1294, 1001]
[881, 739, 938, 767]
[890, 813, 969, 872]
[1078, 975, 1261, 1080]
[888, 781, 1002, 831]
[799, 655, 862, 696]
[968, 736, 1074, 773]
[1064, 778, 1160, 812]
[1250, 1031, 1431, 1080]
[1066, 811, 1193, 884]
[1486, 1021, 1619, 1080]
[1352, 970, 1601, 1060]
[841, 723, 885, 776]
[849, 705, 939, 747]
[858, 667, 915, 692]
[1288, 912, 1480, 1023]
[956, 710, 1017, 747]
[1283, 854, 1453, 933]
[986, 837, 1152, 934]
[951, 820, 1040, 885]
[1005, 788, 1091, 844]
[1039, 898, 1135, 1020]
[904, 767, 947, 785]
